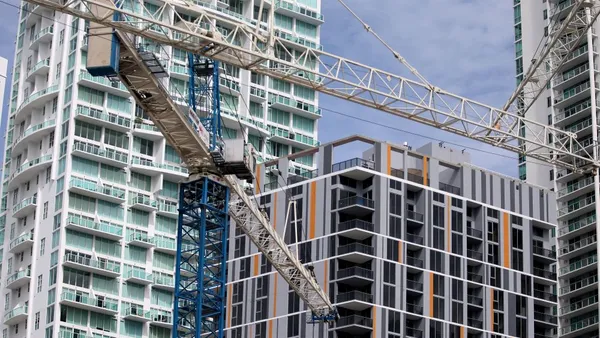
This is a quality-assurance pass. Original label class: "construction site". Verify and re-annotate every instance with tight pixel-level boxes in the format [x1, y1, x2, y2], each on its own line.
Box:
[0, 0, 596, 337]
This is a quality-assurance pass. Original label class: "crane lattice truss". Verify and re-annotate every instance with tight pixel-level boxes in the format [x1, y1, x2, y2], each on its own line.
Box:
[26, 0, 600, 172]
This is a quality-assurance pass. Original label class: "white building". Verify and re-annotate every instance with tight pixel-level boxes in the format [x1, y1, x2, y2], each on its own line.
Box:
[0, 0, 322, 337]
[515, 1, 600, 337]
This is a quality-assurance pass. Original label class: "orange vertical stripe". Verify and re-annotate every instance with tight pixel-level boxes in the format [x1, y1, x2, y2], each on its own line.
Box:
[372, 307, 377, 335]
[309, 181, 317, 239]
[447, 197, 451, 252]
[253, 255, 259, 276]
[226, 284, 233, 328]
[423, 156, 429, 186]
[255, 165, 261, 194]
[249, 326, 253, 337]
[398, 241, 402, 264]
[490, 288, 494, 332]
[460, 327, 465, 338]
[386, 145, 392, 175]
[324, 260, 328, 294]
[429, 272, 434, 317]
[503, 212, 510, 268]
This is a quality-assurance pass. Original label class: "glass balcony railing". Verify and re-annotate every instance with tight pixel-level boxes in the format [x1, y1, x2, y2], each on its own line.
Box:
[559, 254, 597, 276]
[555, 99, 593, 123]
[153, 237, 176, 251]
[560, 315, 599, 335]
[3, 305, 27, 322]
[558, 195, 595, 216]
[336, 315, 372, 328]
[70, 177, 126, 200]
[556, 81, 591, 103]
[130, 194, 158, 208]
[406, 210, 424, 223]
[338, 196, 375, 209]
[9, 155, 52, 181]
[6, 269, 30, 285]
[558, 176, 595, 197]
[129, 232, 153, 244]
[63, 253, 121, 273]
[336, 267, 373, 280]
[131, 157, 188, 174]
[406, 256, 424, 268]
[554, 63, 589, 86]
[134, 122, 160, 132]
[337, 219, 374, 232]
[27, 58, 50, 77]
[250, 86, 266, 98]
[149, 309, 173, 323]
[17, 85, 59, 112]
[124, 306, 150, 319]
[30, 25, 53, 45]
[67, 214, 123, 237]
[79, 70, 128, 92]
[559, 294, 598, 315]
[337, 243, 374, 256]
[125, 269, 153, 282]
[332, 158, 375, 172]
[560, 235, 596, 256]
[275, 0, 324, 21]
[76, 105, 132, 128]
[14, 120, 55, 146]
[532, 246, 557, 259]
[9, 232, 33, 250]
[268, 93, 321, 116]
[558, 213, 596, 236]
[61, 289, 119, 311]
[560, 274, 598, 295]
[169, 64, 188, 75]
[12, 195, 37, 214]
[72, 141, 129, 164]
[153, 275, 175, 287]
[336, 291, 373, 303]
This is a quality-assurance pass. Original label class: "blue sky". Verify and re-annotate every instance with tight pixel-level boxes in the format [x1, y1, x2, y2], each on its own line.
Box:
[0, 0, 518, 176]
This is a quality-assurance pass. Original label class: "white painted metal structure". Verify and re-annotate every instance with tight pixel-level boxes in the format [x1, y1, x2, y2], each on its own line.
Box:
[23, 0, 600, 326]
[25, 0, 600, 172]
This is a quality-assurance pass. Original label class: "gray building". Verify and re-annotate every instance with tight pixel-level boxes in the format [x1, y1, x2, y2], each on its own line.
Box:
[225, 135, 558, 338]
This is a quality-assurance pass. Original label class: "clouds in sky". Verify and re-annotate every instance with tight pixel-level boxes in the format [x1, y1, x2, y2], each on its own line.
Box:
[0, 0, 519, 176]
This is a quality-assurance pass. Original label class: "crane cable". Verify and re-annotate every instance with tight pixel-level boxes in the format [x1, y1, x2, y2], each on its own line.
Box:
[336, 0, 434, 90]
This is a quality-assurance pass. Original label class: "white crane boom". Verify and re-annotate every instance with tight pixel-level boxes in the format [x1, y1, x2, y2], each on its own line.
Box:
[25, 0, 600, 172]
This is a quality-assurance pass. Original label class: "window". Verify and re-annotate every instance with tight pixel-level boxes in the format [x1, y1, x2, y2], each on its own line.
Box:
[40, 238, 45, 256]
[133, 137, 154, 156]
[34, 312, 40, 330]
[43, 202, 48, 219]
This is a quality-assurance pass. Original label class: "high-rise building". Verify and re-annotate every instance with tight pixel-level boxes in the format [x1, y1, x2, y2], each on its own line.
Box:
[229, 136, 558, 338]
[0, 0, 322, 337]
[514, 2, 600, 336]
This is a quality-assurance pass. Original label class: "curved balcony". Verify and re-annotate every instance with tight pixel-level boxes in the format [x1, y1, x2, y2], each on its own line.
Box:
[337, 219, 374, 240]
[5, 269, 31, 289]
[12, 119, 56, 154]
[60, 289, 119, 315]
[26, 58, 50, 80]
[559, 254, 597, 278]
[12, 195, 37, 218]
[29, 25, 53, 49]
[72, 140, 128, 168]
[3, 305, 28, 325]
[337, 243, 373, 264]
[7, 154, 52, 190]
[9, 232, 33, 254]
[25, 4, 44, 27]
[130, 157, 188, 180]
[68, 177, 126, 204]
[78, 70, 129, 96]
[15, 85, 59, 122]
[65, 214, 123, 240]
[268, 93, 321, 119]
[75, 105, 131, 132]
[124, 269, 153, 285]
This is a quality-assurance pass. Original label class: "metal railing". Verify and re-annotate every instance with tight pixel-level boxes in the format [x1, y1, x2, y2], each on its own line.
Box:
[338, 196, 375, 209]
[338, 219, 374, 232]
[336, 267, 373, 280]
[332, 158, 375, 172]
[336, 291, 373, 303]
[337, 243, 374, 256]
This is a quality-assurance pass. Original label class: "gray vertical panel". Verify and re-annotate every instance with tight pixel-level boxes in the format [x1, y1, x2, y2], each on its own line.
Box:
[472, 169, 476, 201]
[518, 184, 523, 215]
[481, 171, 487, 204]
[528, 187, 534, 217]
[539, 190, 545, 222]
[507, 292, 517, 337]
[501, 178, 505, 209]
[374, 142, 384, 173]
[510, 181, 515, 212]
[489, 174, 494, 205]
[322, 144, 333, 175]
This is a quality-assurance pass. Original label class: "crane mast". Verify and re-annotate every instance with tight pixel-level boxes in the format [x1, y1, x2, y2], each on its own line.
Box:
[17, 0, 600, 337]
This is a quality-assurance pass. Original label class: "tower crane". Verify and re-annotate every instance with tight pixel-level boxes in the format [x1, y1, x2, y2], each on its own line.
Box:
[16, 0, 600, 337]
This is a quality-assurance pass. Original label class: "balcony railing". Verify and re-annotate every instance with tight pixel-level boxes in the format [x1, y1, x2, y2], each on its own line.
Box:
[6, 269, 30, 285]
[338, 219, 374, 232]
[467, 295, 483, 306]
[336, 267, 373, 280]
[559, 255, 597, 276]
[405, 279, 423, 291]
[336, 315, 372, 328]
[406, 256, 424, 268]
[69, 177, 126, 200]
[61, 289, 119, 311]
[466, 227, 483, 238]
[555, 99, 592, 122]
[468, 318, 483, 329]
[558, 195, 595, 217]
[26, 57, 50, 77]
[534, 311, 557, 324]
[532, 246, 557, 259]
[406, 233, 424, 245]
[9, 155, 52, 181]
[13, 120, 55, 146]
[336, 291, 373, 303]
[67, 214, 123, 237]
[533, 267, 556, 280]
[16, 85, 59, 113]
[558, 213, 596, 236]
[275, 0, 324, 21]
[467, 272, 483, 284]
[3, 305, 27, 322]
[76, 105, 131, 128]
[338, 196, 375, 209]
[560, 315, 599, 335]
[534, 289, 557, 302]
[560, 274, 598, 295]
[12, 195, 37, 214]
[558, 176, 595, 197]
[559, 294, 598, 315]
[125, 269, 153, 282]
[338, 243, 374, 256]
[9, 232, 33, 251]
[406, 303, 423, 314]
[332, 158, 375, 172]
[63, 253, 121, 273]
[72, 141, 128, 164]
[560, 235, 596, 256]
[466, 249, 483, 261]
[439, 182, 461, 195]
[406, 210, 424, 222]
[30, 25, 53, 44]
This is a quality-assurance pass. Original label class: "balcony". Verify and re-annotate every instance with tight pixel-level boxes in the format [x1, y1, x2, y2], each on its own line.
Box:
[30, 25, 53, 49]
[337, 220, 374, 240]
[12, 119, 55, 154]
[337, 196, 374, 216]
[336, 291, 373, 311]
[554, 81, 592, 110]
[559, 255, 597, 278]
[335, 267, 373, 286]
[334, 315, 373, 335]
[15, 85, 59, 121]
[63, 253, 121, 277]
[130, 194, 158, 212]
[149, 309, 173, 328]
[406, 327, 424, 338]
[75, 105, 131, 132]
[558, 195, 595, 219]
[169, 64, 188, 79]
[268, 127, 320, 148]
[406, 210, 424, 223]
[467, 295, 483, 307]
[26, 57, 50, 80]
[560, 275, 598, 298]
[153, 274, 175, 291]
[337, 243, 373, 264]
[5, 269, 31, 289]
[60, 289, 119, 315]
[534, 289, 557, 303]
[124, 306, 151, 322]
[275, 0, 324, 24]
[153, 237, 177, 254]
[78, 70, 129, 95]
[533, 246, 557, 260]
[559, 235, 596, 259]
[534, 311, 557, 325]
[554, 99, 593, 128]
[560, 315, 599, 338]
[558, 214, 596, 239]
[66, 214, 123, 240]
[439, 182, 461, 195]
[3, 305, 28, 325]
[12, 195, 37, 218]
[130, 157, 188, 180]
[467, 272, 483, 284]
[466, 249, 483, 261]
[557, 176, 595, 200]
[9, 232, 33, 253]
[7, 154, 53, 190]
[268, 93, 321, 118]
[406, 233, 424, 246]
[553, 62, 592, 91]
[406, 256, 424, 270]
[69, 177, 126, 203]
[532, 267, 556, 281]
[132, 122, 163, 140]
[405, 279, 423, 292]
[468, 318, 483, 329]
[128, 232, 155, 248]
[466, 227, 483, 239]
[125, 269, 153, 285]
[157, 199, 178, 218]
[72, 141, 128, 167]
[332, 158, 375, 179]
[559, 295, 598, 318]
